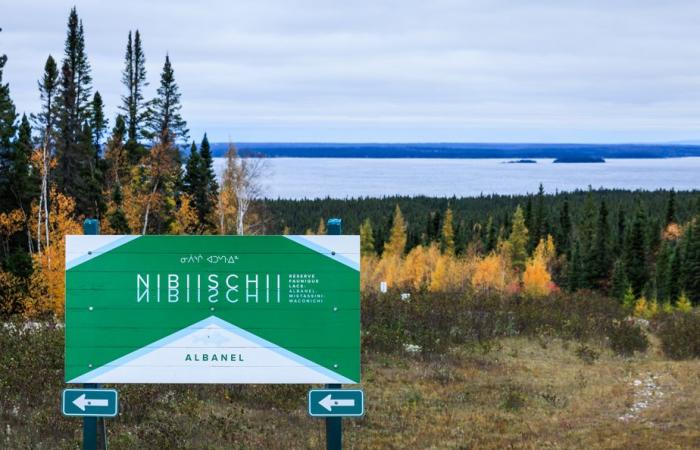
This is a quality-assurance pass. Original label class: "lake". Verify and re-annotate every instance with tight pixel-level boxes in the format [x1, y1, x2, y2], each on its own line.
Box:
[212, 157, 700, 199]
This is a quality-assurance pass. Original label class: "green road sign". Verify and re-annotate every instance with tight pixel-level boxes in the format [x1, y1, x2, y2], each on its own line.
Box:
[308, 389, 364, 417]
[65, 235, 360, 384]
[62, 389, 118, 417]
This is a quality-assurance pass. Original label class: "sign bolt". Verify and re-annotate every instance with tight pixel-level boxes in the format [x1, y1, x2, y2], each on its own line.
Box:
[210, 307, 215, 312]
[333, 363, 338, 368]
[333, 306, 338, 312]
[88, 306, 93, 311]
[88, 363, 93, 368]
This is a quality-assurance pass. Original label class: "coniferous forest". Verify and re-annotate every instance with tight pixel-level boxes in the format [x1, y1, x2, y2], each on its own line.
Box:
[1, 8, 700, 319]
[2, 6, 700, 450]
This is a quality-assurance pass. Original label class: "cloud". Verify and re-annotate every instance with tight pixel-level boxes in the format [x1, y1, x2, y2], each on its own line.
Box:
[3, 0, 700, 142]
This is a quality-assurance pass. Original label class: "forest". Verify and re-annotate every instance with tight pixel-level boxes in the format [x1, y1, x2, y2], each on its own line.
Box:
[2, 7, 700, 449]
[1, 9, 700, 320]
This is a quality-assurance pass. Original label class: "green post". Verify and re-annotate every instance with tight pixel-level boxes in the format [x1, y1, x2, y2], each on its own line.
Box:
[326, 218, 343, 450]
[82, 220, 106, 450]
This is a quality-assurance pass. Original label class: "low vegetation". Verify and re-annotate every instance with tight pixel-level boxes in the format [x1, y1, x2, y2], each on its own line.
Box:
[1, 292, 699, 449]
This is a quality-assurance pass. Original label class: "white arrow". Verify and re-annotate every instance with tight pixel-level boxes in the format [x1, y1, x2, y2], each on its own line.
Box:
[72, 394, 109, 411]
[319, 394, 355, 412]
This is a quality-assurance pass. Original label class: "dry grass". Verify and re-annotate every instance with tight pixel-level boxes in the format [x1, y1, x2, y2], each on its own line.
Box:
[343, 337, 700, 450]
[2, 334, 699, 449]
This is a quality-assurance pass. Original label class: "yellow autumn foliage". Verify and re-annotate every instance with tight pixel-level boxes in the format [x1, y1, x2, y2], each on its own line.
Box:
[471, 252, 508, 293]
[27, 189, 82, 317]
[522, 254, 553, 298]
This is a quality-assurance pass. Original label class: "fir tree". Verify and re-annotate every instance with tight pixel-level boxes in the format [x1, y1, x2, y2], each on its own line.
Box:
[360, 218, 375, 256]
[147, 55, 188, 145]
[509, 205, 529, 273]
[55, 7, 95, 215]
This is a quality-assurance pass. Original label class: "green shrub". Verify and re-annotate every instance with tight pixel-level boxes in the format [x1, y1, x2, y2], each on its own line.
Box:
[654, 311, 700, 360]
[607, 319, 649, 356]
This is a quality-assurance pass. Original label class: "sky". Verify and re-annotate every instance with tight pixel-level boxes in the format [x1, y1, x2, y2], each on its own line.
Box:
[3, 0, 700, 143]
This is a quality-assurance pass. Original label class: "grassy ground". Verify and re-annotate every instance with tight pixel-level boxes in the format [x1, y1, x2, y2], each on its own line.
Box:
[2, 331, 699, 449]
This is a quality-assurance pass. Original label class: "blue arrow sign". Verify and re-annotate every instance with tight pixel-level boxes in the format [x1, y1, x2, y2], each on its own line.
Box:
[62, 388, 118, 417]
[308, 389, 364, 417]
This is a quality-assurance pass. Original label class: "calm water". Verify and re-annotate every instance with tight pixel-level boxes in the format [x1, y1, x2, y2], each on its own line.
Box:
[212, 157, 700, 199]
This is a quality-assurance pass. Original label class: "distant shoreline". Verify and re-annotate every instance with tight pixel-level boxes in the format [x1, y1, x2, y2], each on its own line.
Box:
[205, 142, 700, 159]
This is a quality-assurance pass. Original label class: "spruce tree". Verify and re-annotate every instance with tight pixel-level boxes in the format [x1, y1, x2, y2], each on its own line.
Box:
[33, 55, 59, 146]
[195, 133, 218, 228]
[55, 7, 95, 215]
[614, 208, 626, 255]
[108, 184, 130, 234]
[610, 258, 628, 300]
[89, 91, 107, 152]
[0, 27, 18, 213]
[666, 244, 682, 304]
[360, 218, 375, 256]
[485, 216, 497, 253]
[120, 30, 149, 162]
[183, 141, 202, 197]
[559, 199, 571, 256]
[530, 183, 546, 250]
[684, 218, 700, 304]
[568, 238, 583, 291]
[588, 200, 610, 288]
[147, 55, 188, 145]
[8, 115, 39, 209]
[625, 207, 649, 297]
[665, 189, 676, 225]
[655, 241, 672, 301]
[199, 133, 218, 197]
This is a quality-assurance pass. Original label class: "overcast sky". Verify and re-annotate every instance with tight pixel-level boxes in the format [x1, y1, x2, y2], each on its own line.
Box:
[3, 0, 700, 143]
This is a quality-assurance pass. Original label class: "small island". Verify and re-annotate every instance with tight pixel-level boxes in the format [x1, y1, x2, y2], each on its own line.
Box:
[504, 159, 537, 164]
[553, 156, 606, 163]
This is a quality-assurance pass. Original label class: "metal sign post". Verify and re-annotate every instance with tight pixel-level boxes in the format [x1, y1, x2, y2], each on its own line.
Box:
[81, 220, 106, 450]
[326, 219, 342, 450]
